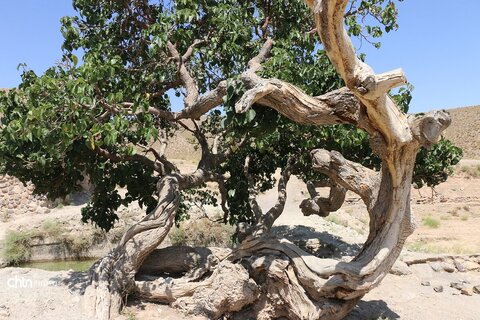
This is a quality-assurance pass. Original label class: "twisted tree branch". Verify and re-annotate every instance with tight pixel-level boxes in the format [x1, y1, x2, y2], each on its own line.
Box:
[310, 149, 378, 204]
[300, 181, 346, 217]
[167, 41, 200, 107]
[312, 0, 411, 147]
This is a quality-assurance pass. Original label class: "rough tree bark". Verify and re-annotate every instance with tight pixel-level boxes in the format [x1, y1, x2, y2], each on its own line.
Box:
[85, 0, 452, 319]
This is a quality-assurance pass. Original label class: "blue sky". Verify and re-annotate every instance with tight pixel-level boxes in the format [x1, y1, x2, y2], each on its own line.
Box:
[1, 1, 479, 113]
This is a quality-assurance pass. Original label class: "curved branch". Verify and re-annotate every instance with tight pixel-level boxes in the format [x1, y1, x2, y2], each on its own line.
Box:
[312, 0, 411, 146]
[93, 146, 170, 174]
[182, 39, 206, 61]
[408, 110, 452, 148]
[310, 149, 378, 204]
[147, 80, 227, 121]
[236, 79, 375, 133]
[300, 181, 346, 217]
[254, 159, 294, 235]
[128, 39, 275, 123]
[243, 156, 263, 221]
[119, 175, 181, 246]
[119, 168, 219, 246]
[167, 41, 199, 107]
[246, 38, 274, 76]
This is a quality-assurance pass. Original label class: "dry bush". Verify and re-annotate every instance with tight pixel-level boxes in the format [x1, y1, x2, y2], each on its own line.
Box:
[169, 218, 234, 247]
[458, 165, 480, 178]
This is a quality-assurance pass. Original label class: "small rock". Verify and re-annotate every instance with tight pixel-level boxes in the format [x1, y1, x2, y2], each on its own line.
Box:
[433, 285, 444, 293]
[473, 285, 480, 294]
[390, 260, 412, 275]
[429, 262, 443, 272]
[461, 288, 474, 296]
[450, 282, 467, 290]
[454, 260, 466, 272]
[441, 262, 456, 273]
[463, 260, 480, 271]
[0, 305, 10, 317]
[421, 281, 431, 286]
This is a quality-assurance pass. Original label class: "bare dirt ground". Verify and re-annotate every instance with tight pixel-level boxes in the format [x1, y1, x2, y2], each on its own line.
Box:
[0, 159, 479, 319]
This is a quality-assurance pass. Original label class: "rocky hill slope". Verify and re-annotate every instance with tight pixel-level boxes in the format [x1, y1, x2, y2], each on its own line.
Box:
[443, 105, 480, 159]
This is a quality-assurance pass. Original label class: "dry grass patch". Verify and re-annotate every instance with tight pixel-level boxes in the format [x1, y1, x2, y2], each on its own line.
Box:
[325, 214, 349, 228]
[169, 217, 235, 247]
[458, 165, 480, 178]
[407, 240, 475, 255]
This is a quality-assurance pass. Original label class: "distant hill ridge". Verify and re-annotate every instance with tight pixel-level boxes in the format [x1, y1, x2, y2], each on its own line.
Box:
[443, 105, 480, 160]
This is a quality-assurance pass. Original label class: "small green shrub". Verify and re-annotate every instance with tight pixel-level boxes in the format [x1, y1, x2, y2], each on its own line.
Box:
[122, 309, 136, 320]
[3, 230, 34, 265]
[90, 228, 106, 245]
[422, 216, 440, 228]
[169, 227, 187, 246]
[107, 225, 128, 244]
[63, 229, 103, 257]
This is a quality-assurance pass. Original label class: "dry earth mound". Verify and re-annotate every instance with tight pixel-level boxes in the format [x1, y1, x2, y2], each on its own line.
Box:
[443, 105, 480, 159]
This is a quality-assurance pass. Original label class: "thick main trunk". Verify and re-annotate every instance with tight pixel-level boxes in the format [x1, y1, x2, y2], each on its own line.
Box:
[84, 175, 181, 320]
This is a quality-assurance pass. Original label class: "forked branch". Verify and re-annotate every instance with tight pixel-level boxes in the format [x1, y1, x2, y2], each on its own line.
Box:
[312, 0, 411, 147]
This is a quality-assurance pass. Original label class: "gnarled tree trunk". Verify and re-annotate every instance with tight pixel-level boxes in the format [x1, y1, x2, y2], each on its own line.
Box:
[84, 174, 181, 319]
[84, 0, 452, 319]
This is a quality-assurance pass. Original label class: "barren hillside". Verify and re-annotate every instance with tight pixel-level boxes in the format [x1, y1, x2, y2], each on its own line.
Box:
[443, 105, 480, 159]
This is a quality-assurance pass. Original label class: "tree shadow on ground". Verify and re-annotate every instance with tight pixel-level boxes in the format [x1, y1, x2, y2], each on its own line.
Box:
[49, 270, 89, 295]
[344, 300, 400, 319]
[271, 225, 361, 258]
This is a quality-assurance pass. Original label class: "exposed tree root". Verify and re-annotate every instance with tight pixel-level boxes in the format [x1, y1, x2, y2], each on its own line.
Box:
[133, 239, 365, 319]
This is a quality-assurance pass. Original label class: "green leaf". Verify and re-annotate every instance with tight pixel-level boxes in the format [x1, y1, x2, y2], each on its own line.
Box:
[245, 108, 256, 123]
[71, 54, 78, 66]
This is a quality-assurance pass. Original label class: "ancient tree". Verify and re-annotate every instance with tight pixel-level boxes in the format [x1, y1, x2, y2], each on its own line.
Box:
[0, 0, 461, 319]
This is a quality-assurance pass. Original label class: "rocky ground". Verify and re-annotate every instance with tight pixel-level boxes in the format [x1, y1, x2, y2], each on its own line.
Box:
[0, 159, 479, 319]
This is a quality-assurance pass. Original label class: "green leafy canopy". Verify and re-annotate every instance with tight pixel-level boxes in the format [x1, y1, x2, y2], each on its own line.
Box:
[0, 0, 461, 231]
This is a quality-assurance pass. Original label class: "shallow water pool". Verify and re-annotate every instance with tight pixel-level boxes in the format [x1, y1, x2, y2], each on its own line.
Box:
[20, 258, 97, 272]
